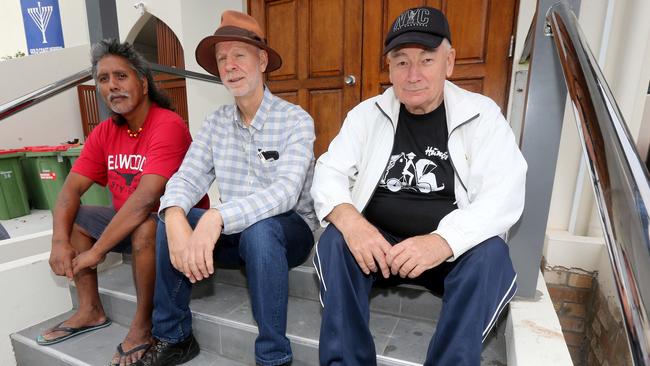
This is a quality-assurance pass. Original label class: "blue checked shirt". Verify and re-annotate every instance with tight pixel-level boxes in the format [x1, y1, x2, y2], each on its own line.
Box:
[159, 87, 317, 234]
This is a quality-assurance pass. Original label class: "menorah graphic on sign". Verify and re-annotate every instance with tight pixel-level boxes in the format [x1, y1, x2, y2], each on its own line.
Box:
[27, 2, 53, 44]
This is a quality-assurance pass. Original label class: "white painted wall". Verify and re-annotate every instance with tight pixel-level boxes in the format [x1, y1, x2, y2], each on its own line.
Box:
[0, 0, 90, 149]
[0, 251, 72, 366]
[0, 45, 90, 149]
[509, 1, 650, 238]
[0, 1, 27, 58]
[0, 239, 122, 366]
[638, 96, 650, 160]
[114, 0, 242, 135]
[114, 0, 246, 201]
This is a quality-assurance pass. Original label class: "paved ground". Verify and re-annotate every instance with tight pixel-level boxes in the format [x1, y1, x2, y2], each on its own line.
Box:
[0, 209, 52, 239]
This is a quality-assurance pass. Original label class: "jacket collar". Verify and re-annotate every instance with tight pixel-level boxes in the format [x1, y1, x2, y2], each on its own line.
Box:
[375, 80, 480, 132]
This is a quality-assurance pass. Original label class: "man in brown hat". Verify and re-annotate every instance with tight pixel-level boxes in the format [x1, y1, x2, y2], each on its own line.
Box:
[136, 10, 317, 366]
[311, 6, 527, 365]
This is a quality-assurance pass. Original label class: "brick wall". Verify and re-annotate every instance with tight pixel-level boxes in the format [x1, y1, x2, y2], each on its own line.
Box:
[543, 264, 594, 365]
[542, 262, 633, 366]
[585, 284, 633, 366]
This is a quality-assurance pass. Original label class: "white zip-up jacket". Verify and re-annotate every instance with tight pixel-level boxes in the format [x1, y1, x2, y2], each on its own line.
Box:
[311, 81, 527, 260]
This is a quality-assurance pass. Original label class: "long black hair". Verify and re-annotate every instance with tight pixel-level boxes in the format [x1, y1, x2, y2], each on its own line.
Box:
[90, 39, 173, 124]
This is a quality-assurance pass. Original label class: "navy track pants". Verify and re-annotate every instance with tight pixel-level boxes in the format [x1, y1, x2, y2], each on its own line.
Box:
[314, 225, 517, 366]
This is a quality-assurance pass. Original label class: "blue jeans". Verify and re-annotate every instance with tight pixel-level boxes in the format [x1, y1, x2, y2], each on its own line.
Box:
[152, 209, 314, 366]
[315, 225, 518, 366]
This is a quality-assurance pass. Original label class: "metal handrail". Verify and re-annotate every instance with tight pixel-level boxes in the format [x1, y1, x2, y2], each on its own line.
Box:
[0, 63, 219, 122]
[0, 68, 92, 121]
[547, 3, 650, 364]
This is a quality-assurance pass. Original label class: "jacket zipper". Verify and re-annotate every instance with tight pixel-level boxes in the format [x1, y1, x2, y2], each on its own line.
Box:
[447, 113, 480, 193]
[360, 102, 397, 213]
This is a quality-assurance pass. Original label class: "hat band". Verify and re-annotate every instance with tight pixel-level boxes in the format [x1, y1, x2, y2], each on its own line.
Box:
[214, 26, 267, 44]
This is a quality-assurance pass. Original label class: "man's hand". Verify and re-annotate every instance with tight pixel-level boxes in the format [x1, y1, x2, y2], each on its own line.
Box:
[327, 204, 391, 278]
[49, 241, 77, 280]
[71, 247, 105, 275]
[183, 209, 222, 283]
[386, 234, 453, 278]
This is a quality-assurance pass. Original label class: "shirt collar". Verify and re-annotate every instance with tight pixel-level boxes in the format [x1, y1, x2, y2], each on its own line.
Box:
[232, 87, 273, 131]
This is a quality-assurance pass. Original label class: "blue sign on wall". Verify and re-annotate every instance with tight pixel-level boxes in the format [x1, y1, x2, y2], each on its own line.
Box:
[20, 0, 65, 55]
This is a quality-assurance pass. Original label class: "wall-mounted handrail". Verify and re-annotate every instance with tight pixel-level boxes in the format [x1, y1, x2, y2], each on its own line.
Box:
[548, 3, 650, 364]
[0, 63, 219, 122]
[0, 68, 92, 121]
[150, 64, 220, 84]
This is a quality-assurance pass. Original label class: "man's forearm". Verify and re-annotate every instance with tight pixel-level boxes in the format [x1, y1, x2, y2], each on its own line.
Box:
[91, 193, 156, 256]
[52, 187, 82, 247]
[325, 203, 367, 235]
[164, 206, 188, 224]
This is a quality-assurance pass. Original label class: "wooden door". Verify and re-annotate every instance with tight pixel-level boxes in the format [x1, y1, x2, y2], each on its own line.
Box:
[362, 0, 517, 110]
[250, 0, 517, 156]
[154, 19, 190, 124]
[249, 0, 362, 157]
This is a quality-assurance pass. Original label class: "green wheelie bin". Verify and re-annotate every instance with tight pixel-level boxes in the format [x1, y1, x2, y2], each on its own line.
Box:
[0, 149, 30, 219]
[21, 145, 72, 210]
[63, 146, 111, 206]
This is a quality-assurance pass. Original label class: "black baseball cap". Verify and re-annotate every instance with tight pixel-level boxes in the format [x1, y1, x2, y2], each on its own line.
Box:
[384, 7, 451, 55]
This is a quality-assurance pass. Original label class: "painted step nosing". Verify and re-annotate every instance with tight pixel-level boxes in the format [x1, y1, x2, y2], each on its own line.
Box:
[11, 333, 94, 366]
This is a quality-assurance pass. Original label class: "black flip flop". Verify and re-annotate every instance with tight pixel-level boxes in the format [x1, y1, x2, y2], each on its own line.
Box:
[36, 318, 112, 346]
[109, 342, 152, 366]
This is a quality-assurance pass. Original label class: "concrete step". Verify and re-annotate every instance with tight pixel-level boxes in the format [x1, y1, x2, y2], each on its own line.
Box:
[11, 312, 245, 366]
[215, 254, 443, 323]
[52, 264, 507, 365]
[125, 245, 442, 322]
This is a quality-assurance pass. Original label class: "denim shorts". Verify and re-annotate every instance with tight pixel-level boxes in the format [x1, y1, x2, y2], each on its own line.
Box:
[74, 205, 157, 253]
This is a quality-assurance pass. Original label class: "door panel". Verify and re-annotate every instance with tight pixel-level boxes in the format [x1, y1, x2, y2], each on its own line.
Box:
[251, 0, 362, 158]
[363, 0, 516, 111]
[266, 1, 298, 81]
[250, 0, 516, 156]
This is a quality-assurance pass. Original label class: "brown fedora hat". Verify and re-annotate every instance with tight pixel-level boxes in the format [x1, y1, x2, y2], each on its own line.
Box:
[195, 10, 282, 80]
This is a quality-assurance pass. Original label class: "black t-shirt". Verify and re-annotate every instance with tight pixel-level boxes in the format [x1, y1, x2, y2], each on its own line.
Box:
[364, 103, 457, 238]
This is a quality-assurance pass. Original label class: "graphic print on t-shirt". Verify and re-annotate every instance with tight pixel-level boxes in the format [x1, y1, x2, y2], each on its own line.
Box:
[380, 146, 449, 194]
[107, 153, 146, 195]
[363, 103, 456, 238]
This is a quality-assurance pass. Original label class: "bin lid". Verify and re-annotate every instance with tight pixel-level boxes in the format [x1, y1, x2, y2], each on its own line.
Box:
[24, 144, 78, 157]
[61, 145, 84, 156]
[0, 149, 25, 159]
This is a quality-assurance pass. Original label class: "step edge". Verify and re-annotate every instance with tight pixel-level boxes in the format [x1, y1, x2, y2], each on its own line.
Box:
[10, 332, 94, 366]
[12, 330, 418, 366]
[97, 286, 321, 346]
[92, 282, 436, 331]
[376, 354, 422, 366]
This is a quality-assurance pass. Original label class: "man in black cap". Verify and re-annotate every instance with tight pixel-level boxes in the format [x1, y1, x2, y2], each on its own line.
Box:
[311, 6, 527, 365]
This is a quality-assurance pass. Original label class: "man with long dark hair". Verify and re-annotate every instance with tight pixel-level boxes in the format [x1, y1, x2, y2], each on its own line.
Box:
[37, 39, 208, 366]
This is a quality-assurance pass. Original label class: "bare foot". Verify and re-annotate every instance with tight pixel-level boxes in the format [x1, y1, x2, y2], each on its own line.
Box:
[39, 306, 107, 343]
[109, 327, 153, 366]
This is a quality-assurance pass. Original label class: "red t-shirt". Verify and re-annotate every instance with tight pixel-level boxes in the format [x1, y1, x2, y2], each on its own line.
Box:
[72, 104, 209, 211]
